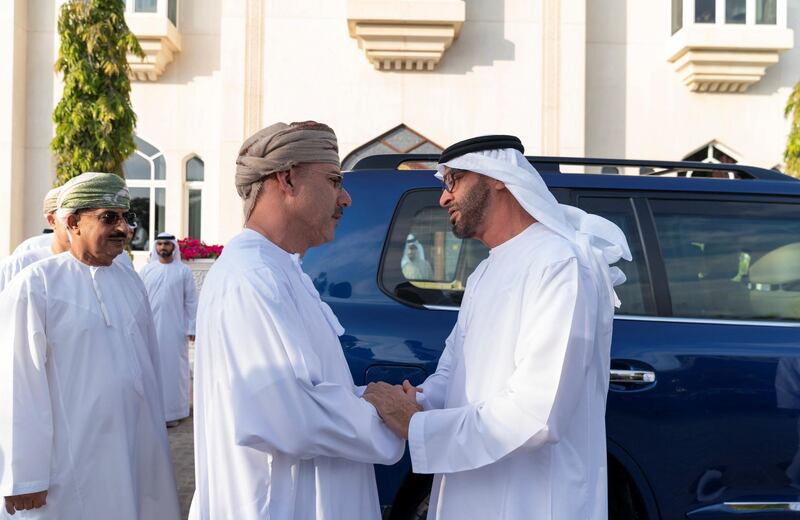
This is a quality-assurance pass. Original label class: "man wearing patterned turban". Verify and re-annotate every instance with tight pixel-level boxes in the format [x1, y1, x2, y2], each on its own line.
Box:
[0, 172, 180, 519]
[190, 122, 404, 520]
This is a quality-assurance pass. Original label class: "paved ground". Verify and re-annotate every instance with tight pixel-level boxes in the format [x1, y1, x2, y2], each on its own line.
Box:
[167, 406, 195, 519]
[166, 344, 196, 519]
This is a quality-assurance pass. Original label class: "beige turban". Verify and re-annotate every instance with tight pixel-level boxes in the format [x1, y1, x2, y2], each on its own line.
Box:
[235, 121, 340, 219]
[42, 187, 62, 214]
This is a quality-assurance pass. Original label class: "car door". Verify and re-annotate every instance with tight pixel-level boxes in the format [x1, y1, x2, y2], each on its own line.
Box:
[578, 191, 800, 519]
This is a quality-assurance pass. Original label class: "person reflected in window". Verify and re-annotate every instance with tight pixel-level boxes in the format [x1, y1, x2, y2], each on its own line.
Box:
[401, 234, 433, 280]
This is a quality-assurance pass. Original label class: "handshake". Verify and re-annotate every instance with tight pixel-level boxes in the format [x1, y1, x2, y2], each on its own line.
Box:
[363, 380, 424, 440]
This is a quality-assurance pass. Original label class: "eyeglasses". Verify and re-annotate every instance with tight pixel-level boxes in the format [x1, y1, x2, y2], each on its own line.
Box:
[441, 169, 466, 193]
[327, 173, 344, 190]
[91, 210, 138, 228]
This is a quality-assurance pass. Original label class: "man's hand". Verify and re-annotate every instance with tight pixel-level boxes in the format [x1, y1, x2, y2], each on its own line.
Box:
[364, 381, 422, 439]
[5, 490, 48, 515]
[402, 379, 422, 399]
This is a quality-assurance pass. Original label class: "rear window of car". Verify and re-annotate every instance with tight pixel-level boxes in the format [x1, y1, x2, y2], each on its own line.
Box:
[379, 189, 485, 308]
[651, 198, 800, 321]
[379, 187, 654, 314]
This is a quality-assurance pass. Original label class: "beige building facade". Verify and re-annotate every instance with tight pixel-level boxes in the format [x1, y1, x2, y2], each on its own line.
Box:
[0, 0, 797, 265]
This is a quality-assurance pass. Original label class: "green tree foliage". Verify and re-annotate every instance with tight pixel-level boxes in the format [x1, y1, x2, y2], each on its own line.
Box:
[784, 80, 800, 178]
[51, 0, 144, 185]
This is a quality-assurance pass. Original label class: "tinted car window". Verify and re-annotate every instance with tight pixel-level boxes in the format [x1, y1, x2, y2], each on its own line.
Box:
[381, 189, 487, 307]
[651, 199, 800, 321]
[381, 187, 574, 308]
[576, 196, 655, 316]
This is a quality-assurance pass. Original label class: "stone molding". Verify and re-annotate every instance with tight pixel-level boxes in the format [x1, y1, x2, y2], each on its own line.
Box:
[667, 25, 794, 93]
[347, 0, 465, 71]
[126, 13, 182, 82]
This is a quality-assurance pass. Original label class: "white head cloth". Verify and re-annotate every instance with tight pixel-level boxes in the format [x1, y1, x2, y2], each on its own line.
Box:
[401, 234, 427, 269]
[436, 148, 632, 307]
[149, 232, 182, 263]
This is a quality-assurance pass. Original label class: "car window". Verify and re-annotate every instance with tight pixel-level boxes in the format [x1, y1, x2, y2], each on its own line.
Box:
[381, 187, 573, 308]
[381, 189, 486, 307]
[575, 197, 655, 316]
[651, 199, 800, 321]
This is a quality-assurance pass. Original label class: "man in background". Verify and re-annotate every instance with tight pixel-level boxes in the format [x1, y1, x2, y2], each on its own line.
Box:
[139, 232, 198, 427]
[11, 187, 61, 255]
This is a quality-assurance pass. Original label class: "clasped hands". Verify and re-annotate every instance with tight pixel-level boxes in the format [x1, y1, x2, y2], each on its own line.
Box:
[363, 380, 422, 439]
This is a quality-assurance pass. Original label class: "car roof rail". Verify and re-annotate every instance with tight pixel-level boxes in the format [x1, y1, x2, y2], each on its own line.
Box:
[349, 154, 796, 182]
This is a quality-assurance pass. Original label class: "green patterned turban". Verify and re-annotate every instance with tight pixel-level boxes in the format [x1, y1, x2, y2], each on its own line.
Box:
[57, 172, 130, 211]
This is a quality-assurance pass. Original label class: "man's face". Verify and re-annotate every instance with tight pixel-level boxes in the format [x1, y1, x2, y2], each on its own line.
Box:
[70, 208, 132, 265]
[289, 162, 352, 248]
[407, 244, 418, 261]
[156, 240, 175, 259]
[439, 169, 491, 239]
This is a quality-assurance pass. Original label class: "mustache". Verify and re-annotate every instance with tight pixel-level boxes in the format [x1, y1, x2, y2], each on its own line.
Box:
[334, 208, 344, 218]
[108, 232, 128, 239]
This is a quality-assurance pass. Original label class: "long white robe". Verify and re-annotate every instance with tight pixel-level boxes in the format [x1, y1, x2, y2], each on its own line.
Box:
[0, 247, 51, 292]
[139, 259, 198, 421]
[0, 252, 181, 520]
[189, 229, 404, 520]
[11, 232, 53, 256]
[409, 224, 610, 520]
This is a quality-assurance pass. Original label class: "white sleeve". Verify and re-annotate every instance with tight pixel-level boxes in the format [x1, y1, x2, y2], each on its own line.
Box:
[409, 258, 598, 474]
[0, 256, 15, 293]
[0, 273, 53, 496]
[222, 277, 405, 465]
[416, 325, 458, 411]
[183, 268, 198, 336]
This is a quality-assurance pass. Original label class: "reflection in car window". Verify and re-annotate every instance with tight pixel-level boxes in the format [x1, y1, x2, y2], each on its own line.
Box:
[381, 189, 487, 307]
[382, 188, 570, 308]
[401, 234, 434, 280]
[651, 199, 800, 321]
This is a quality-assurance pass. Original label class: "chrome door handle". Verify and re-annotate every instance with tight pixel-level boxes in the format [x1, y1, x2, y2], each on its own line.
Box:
[610, 369, 656, 384]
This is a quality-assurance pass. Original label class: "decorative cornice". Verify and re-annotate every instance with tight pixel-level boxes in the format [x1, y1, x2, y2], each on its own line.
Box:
[347, 0, 465, 71]
[126, 14, 182, 82]
[667, 25, 793, 93]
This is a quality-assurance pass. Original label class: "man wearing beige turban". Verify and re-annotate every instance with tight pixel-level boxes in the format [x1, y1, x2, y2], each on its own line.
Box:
[10, 187, 62, 256]
[190, 122, 404, 520]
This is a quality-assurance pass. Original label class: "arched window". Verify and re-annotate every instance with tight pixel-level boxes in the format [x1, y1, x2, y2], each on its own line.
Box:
[123, 136, 166, 251]
[683, 141, 740, 164]
[342, 125, 443, 170]
[185, 156, 204, 239]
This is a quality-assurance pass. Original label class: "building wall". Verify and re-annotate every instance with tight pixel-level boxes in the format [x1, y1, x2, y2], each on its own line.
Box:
[127, 0, 223, 250]
[260, 0, 547, 157]
[1, 0, 797, 260]
[587, 0, 800, 167]
[0, 0, 29, 254]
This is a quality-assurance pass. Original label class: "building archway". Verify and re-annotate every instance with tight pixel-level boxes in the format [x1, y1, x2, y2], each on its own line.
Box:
[683, 141, 740, 164]
[343, 125, 443, 170]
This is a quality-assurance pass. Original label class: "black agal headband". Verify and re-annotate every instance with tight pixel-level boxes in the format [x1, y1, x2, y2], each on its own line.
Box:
[438, 135, 525, 164]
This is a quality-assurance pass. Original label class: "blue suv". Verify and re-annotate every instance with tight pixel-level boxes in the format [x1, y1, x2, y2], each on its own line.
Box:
[301, 154, 800, 519]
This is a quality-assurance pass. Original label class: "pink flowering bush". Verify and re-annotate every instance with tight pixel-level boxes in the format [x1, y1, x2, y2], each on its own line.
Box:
[179, 237, 224, 260]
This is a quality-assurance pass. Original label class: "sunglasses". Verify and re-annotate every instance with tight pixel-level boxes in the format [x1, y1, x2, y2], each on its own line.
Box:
[91, 210, 138, 228]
